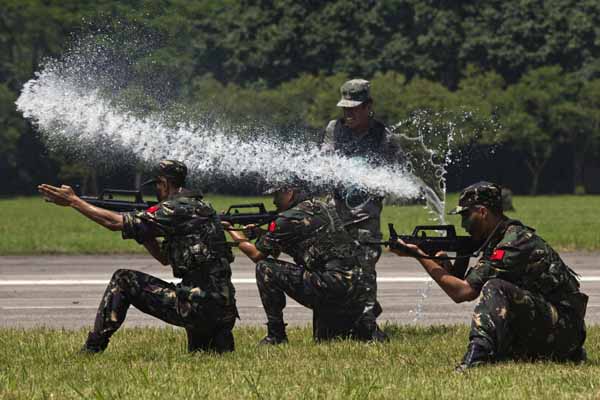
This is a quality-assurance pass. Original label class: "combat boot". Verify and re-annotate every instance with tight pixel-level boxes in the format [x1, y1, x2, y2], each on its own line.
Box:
[567, 347, 587, 364]
[259, 322, 288, 345]
[79, 332, 109, 354]
[455, 341, 495, 372]
[370, 325, 388, 343]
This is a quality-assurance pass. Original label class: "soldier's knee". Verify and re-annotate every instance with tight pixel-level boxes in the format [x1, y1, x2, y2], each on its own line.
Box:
[478, 279, 514, 306]
[112, 269, 130, 282]
[256, 260, 274, 280]
[482, 278, 507, 293]
[111, 269, 136, 289]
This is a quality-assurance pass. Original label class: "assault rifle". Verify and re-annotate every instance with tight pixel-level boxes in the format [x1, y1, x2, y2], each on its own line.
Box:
[81, 189, 277, 227]
[374, 224, 483, 278]
[81, 189, 157, 212]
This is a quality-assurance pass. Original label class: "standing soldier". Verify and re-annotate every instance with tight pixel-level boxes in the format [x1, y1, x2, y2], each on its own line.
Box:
[321, 79, 403, 337]
[38, 160, 237, 354]
[224, 186, 386, 344]
[391, 181, 587, 370]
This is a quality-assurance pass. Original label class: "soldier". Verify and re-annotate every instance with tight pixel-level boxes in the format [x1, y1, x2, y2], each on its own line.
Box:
[321, 78, 403, 339]
[38, 160, 237, 354]
[391, 181, 588, 370]
[223, 186, 386, 344]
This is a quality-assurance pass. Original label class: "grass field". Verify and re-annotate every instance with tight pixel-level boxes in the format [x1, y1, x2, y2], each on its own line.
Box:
[0, 325, 598, 399]
[1, 194, 600, 254]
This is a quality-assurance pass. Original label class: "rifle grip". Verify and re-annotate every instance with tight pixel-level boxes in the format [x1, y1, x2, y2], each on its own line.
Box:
[388, 223, 398, 240]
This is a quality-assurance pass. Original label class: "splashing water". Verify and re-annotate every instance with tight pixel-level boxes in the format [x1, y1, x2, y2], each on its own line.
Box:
[16, 32, 474, 323]
[16, 61, 421, 199]
[391, 113, 464, 322]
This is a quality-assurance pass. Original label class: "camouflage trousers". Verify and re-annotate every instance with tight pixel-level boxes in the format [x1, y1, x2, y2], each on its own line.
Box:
[469, 279, 586, 360]
[89, 269, 237, 353]
[255, 258, 381, 341]
[360, 244, 383, 331]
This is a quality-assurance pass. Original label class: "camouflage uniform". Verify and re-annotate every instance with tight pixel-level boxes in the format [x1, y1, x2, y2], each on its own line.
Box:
[451, 182, 587, 362]
[255, 198, 381, 341]
[320, 79, 403, 331]
[85, 161, 237, 354]
[322, 79, 402, 247]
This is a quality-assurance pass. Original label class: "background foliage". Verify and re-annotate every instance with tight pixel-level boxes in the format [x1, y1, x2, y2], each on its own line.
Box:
[1, 0, 600, 195]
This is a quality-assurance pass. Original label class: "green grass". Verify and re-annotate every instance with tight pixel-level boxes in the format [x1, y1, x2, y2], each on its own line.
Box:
[2, 194, 600, 254]
[0, 325, 598, 399]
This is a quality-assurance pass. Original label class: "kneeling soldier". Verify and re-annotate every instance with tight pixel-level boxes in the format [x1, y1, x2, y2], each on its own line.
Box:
[38, 160, 237, 353]
[391, 181, 587, 370]
[224, 186, 386, 344]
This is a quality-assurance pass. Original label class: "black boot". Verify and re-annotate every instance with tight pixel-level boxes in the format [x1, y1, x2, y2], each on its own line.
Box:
[567, 347, 587, 364]
[80, 332, 109, 354]
[371, 324, 388, 343]
[259, 322, 288, 345]
[455, 341, 495, 372]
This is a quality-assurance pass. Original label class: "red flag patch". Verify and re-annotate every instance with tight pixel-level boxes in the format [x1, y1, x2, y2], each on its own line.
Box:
[146, 205, 160, 214]
[268, 221, 277, 232]
[490, 249, 505, 261]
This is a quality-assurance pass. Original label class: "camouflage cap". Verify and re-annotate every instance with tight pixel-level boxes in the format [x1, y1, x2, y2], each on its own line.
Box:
[337, 79, 371, 108]
[448, 181, 503, 215]
[142, 160, 188, 186]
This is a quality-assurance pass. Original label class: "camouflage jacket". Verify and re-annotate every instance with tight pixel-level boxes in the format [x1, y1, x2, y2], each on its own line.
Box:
[321, 118, 400, 164]
[321, 118, 403, 241]
[255, 199, 364, 272]
[121, 189, 236, 307]
[465, 218, 587, 318]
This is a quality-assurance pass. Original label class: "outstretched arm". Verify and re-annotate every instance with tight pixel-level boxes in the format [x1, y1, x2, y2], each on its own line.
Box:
[39, 184, 170, 265]
[222, 222, 266, 263]
[38, 184, 123, 231]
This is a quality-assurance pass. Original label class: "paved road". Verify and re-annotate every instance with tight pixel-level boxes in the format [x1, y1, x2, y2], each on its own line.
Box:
[1, 253, 598, 329]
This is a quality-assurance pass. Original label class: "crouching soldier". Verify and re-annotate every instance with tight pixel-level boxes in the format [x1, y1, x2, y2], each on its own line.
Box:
[38, 160, 237, 354]
[391, 181, 587, 371]
[224, 185, 386, 344]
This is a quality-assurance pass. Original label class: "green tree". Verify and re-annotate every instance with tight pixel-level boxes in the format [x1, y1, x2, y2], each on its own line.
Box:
[495, 66, 578, 194]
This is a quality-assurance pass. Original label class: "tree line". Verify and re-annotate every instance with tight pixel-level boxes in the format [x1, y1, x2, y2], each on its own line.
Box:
[1, 0, 600, 195]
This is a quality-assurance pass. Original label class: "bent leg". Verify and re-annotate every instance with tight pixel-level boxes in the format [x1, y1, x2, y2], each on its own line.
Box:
[85, 269, 183, 351]
[469, 278, 584, 360]
[352, 271, 385, 341]
[256, 259, 314, 323]
[354, 246, 386, 341]
[186, 304, 237, 353]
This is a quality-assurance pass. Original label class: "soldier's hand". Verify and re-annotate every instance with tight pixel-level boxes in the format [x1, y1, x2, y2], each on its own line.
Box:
[242, 224, 261, 239]
[390, 239, 425, 258]
[37, 184, 78, 207]
[221, 221, 233, 230]
[434, 251, 453, 270]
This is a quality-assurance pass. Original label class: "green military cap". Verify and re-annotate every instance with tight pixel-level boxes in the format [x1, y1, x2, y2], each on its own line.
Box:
[448, 181, 503, 215]
[337, 79, 371, 108]
[142, 160, 188, 186]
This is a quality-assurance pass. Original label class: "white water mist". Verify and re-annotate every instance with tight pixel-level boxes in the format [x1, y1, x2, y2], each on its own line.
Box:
[17, 64, 421, 200]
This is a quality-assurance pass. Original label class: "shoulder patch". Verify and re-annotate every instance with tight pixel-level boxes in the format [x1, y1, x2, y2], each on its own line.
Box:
[490, 249, 505, 261]
[268, 221, 277, 232]
[146, 205, 160, 214]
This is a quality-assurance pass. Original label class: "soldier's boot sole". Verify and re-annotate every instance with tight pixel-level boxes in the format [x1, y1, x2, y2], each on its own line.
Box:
[258, 335, 288, 346]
